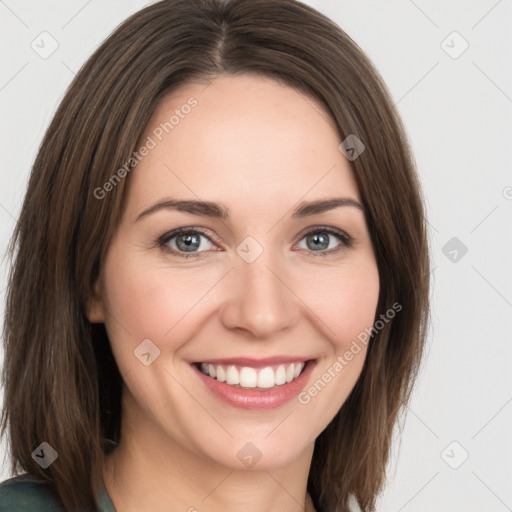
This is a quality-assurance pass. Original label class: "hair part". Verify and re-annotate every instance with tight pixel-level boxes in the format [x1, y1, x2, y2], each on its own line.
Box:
[1, 1, 430, 510]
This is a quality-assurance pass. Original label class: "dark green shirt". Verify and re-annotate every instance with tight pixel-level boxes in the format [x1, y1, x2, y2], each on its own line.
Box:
[0, 474, 116, 512]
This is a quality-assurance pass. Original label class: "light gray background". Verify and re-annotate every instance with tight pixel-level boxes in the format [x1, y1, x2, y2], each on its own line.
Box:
[1, 1, 511, 511]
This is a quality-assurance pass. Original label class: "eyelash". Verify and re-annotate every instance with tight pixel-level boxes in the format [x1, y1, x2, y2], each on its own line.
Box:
[157, 226, 353, 259]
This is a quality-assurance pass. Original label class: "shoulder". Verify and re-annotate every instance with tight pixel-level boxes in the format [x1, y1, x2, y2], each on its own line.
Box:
[0, 474, 65, 512]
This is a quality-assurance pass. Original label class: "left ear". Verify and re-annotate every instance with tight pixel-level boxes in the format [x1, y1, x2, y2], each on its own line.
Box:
[86, 277, 106, 323]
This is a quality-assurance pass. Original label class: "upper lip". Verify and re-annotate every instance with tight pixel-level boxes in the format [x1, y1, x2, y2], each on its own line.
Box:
[192, 356, 314, 368]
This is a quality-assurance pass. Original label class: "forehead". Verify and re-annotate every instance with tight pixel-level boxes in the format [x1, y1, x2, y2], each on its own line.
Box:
[124, 73, 360, 218]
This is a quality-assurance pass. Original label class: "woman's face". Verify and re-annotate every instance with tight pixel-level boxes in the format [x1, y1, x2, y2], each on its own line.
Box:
[88, 73, 379, 470]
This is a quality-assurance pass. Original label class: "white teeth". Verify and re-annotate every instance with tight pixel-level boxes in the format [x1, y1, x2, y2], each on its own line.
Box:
[216, 365, 226, 383]
[257, 367, 276, 389]
[226, 365, 239, 385]
[199, 361, 306, 389]
[239, 367, 257, 388]
[286, 363, 295, 383]
[275, 365, 287, 385]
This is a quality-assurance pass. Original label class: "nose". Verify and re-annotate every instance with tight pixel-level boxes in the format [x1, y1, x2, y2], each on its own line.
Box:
[220, 250, 300, 339]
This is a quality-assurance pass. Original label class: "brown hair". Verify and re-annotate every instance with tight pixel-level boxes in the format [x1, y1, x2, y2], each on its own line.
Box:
[1, 0, 430, 510]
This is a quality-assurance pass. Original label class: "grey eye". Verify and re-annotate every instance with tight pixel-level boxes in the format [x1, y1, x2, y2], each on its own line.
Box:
[166, 231, 214, 253]
[298, 231, 343, 252]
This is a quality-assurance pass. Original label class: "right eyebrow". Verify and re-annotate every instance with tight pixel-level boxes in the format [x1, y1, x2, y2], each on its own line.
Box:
[135, 199, 229, 222]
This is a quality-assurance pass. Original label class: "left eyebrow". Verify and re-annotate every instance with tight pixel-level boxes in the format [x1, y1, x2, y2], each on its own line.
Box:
[134, 196, 364, 223]
[291, 197, 364, 218]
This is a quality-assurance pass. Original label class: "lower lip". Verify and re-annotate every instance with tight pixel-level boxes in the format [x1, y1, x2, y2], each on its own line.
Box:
[193, 361, 316, 410]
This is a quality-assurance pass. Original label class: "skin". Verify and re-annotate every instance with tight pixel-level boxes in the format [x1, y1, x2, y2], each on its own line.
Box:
[88, 73, 380, 512]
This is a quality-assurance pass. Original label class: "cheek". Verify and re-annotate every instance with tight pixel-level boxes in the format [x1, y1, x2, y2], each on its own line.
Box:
[291, 259, 379, 422]
[295, 257, 380, 350]
[101, 248, 224, 358]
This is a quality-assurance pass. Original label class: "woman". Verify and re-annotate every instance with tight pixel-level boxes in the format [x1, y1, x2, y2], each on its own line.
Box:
[0, 0, 430, 511]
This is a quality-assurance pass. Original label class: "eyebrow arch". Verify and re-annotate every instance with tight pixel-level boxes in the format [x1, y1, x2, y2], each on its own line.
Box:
[135, 199, 229, 222]
[135, 196, 364, 223]
[291, 197, 364, 218]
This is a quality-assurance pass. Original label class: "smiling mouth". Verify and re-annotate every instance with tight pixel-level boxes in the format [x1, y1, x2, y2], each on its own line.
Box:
[194, 360, 311, 390]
